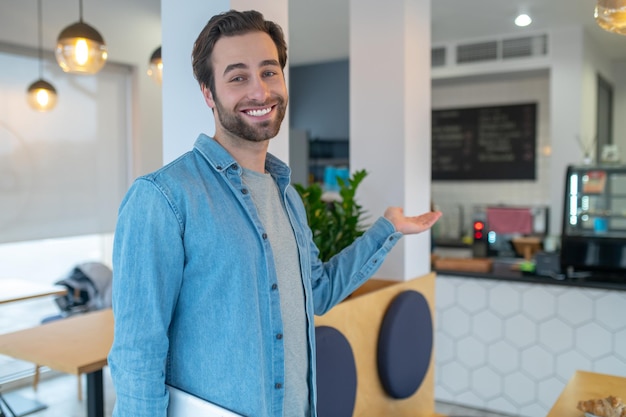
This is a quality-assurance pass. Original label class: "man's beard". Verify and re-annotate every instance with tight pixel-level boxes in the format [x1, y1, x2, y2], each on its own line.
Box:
[214, 94, 287, 143]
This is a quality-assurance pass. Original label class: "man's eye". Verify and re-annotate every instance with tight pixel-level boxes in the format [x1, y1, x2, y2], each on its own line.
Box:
[231, 76, 245, 82]
[263, 71, 277, 77]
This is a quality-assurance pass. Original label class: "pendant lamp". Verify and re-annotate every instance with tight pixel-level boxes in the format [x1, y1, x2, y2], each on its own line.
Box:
[147, 46, 162, 85]
[595, 0, 626, 35]
[55, 0, 107, 74]
[27, 0, 57, 111]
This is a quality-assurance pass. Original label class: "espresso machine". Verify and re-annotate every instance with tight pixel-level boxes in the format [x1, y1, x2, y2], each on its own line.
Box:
[471, 205, 550, 259]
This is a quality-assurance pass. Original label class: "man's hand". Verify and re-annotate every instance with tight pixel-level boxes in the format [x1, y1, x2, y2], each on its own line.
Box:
[384, 207, 442, 235]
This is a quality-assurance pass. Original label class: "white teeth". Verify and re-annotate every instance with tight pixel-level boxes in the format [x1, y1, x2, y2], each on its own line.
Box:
[246, 107, 271, 116]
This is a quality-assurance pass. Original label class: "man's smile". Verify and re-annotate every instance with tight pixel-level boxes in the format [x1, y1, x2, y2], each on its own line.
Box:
[244, 106, 273, 117]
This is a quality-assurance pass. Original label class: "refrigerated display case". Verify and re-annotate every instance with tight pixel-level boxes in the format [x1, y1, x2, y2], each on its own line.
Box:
[561, 165, 626, 279]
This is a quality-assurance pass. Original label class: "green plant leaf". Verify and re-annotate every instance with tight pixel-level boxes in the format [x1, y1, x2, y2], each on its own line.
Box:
[294, 169, 369, 262]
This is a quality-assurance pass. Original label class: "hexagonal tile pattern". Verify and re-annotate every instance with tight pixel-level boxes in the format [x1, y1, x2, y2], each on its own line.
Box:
[441, 362, 470, 394]
[488, 340, 519, 374]
[472, 367, 502, 399]
[457, 336, 487, 369]
[595, 356, 626, 376]
[458, 281, 488, 313]
[555, 350, 592, 380]
[538, 318, 574, 353]
[576, 323, 612, 359]
[616, 329, 626, 362]
[436, 278, 457, 309]
[504, 372, 535, 406]
[473, 310, 503, 344]
[490, 284, 521, 317]
[487, 397, 518, 416]
[522, 286, 557, 321]
[435, 331, 455, 363]
[537, 376, 566, 409]
[504, 315, 536, 349]
[595, 293, 626, 331]
[435, 276, 626, 417]
[521, 345, 554, 380]
[557, 291, 593, 325]
[441, 306, 471, 338]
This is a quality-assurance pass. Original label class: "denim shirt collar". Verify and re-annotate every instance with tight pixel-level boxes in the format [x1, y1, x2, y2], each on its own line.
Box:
[193, 133, 292, 187]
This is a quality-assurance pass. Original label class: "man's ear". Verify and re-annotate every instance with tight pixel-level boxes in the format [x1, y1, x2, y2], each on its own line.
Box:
[201, 84, 215, 109]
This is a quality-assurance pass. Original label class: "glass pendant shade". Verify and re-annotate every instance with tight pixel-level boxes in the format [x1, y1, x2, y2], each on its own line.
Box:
[56, 21, 108, 74]
[27, 79, 58, 111]
[27, 0, 57, 112]
[595, 0, 626, 35]
[147, 46, 162, 85]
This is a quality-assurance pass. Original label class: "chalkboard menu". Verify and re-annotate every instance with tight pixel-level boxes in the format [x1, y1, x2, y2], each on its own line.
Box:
[432, 103, 537, 180]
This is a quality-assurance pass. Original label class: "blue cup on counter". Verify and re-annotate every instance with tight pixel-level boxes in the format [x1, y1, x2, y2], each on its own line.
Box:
[594, 217, 608, 233]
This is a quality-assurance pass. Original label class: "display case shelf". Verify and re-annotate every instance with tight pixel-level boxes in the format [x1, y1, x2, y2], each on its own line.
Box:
[561, 165, 626, 279]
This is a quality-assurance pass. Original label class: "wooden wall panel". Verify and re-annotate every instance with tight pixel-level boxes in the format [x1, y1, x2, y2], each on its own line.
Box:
[314, 273, 436, 417]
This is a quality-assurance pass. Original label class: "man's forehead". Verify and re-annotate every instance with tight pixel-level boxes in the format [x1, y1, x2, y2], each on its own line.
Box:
[212, 32, 279, 70]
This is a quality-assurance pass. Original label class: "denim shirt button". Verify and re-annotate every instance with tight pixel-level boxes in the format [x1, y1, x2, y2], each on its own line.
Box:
[262, 233, 268, 240]
[232, 163, 239, 171]
[276, 333, 283, 340]
[271, 283, 278, 290]
[275, 383, 282, 389]
[242, 188, 248, 195]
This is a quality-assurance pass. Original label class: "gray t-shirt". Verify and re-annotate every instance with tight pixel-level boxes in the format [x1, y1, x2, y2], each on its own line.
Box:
[242, 168, 310, 417]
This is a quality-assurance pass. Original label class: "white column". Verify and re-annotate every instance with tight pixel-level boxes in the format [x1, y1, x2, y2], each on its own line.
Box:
[350, 0, 432, 280]
[161, 0, 289, 164]
[549, 27, 586, 234]
[613, 60, 626, 158]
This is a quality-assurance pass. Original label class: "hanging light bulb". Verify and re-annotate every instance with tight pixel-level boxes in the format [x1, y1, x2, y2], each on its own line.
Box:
[595, 0, 626, 35]
[27, 80, 58, 111]
[147, 46, 162, 85]
[27, 0, 57, 111]
[55, 0, 107, 74]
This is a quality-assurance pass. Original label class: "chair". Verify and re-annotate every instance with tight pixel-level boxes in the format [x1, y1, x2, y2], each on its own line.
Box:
[32, 262, 112, 401]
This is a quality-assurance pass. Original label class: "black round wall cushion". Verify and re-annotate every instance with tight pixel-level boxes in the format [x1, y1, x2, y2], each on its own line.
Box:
[377, 290, 433, 399]
[315, 325, 357, 417]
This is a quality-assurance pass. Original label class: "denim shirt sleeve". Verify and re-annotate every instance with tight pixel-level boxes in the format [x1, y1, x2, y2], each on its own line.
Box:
[108, 177, 184, 417]
[308, 215, 403, 315]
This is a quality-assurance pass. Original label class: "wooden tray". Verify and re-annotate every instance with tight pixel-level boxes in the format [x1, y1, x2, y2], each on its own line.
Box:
[434, 257, 493, 273]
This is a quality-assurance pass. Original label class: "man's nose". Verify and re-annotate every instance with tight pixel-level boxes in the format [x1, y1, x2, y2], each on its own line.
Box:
[248, 76, 270, 102]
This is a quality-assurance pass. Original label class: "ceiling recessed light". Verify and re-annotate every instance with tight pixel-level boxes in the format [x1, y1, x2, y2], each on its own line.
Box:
[515, 13, 532, 27]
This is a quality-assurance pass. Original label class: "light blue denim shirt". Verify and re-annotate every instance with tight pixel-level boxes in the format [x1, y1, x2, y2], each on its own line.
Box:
[108, 134, 402, 417]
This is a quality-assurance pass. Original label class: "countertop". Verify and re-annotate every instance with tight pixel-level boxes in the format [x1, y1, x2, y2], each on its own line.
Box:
[435, 259, 626, 291]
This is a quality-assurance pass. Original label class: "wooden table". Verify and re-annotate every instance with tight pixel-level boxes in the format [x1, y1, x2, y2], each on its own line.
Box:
[547, 370, 626, 417]
[0, 309, 113, 417]
[0, 278, 67, 304]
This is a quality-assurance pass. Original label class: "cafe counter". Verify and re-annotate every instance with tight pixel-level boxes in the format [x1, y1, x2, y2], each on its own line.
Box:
[432, 260, 626, 417]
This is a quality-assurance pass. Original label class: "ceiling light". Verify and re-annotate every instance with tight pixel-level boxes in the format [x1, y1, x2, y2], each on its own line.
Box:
[27, 0, 57, 111]
[55, 0, 107, 74]
[595, 0, 626, 35]
[147, 46, 162, 85]
[515, 13, 532, 27]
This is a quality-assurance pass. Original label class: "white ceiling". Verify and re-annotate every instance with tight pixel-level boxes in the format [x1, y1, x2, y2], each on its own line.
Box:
[1, 0, 625, 67]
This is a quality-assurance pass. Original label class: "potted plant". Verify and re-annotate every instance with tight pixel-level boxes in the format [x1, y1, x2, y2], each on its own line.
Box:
[294, 169, 369, 262]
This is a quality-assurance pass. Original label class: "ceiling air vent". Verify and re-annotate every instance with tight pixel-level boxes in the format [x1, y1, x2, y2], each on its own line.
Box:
[502, 35, 548, 59]
[456, 41, 498, 64]
[431, 46, 446, 67]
